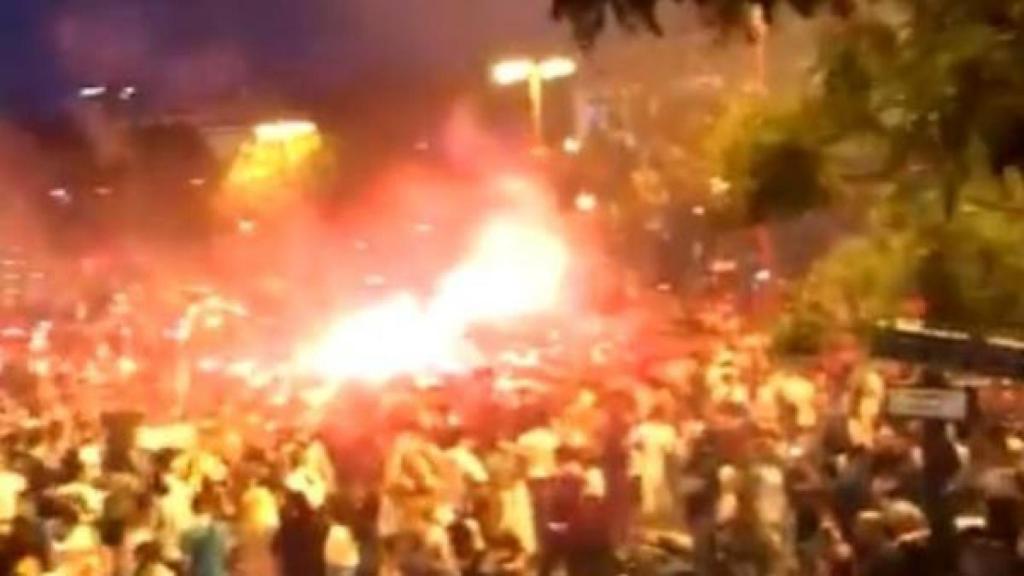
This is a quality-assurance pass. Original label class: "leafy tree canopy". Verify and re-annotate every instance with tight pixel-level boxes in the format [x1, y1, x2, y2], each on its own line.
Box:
[552, 0, 851, 47]
[704, 97, 833, 225]
[555, 0, 1024, 337]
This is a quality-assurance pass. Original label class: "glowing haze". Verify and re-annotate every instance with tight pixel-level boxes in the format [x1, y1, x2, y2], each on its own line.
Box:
[298, 199, 570, 383]
[297, 115, 574, 384]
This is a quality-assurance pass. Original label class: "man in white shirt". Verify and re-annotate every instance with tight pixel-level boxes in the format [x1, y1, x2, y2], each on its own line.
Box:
[516, 418, 560, 481]
[156, 470, 195, 563]
[0, 454, 27, 533]
[324, 522, 360, 576]
[629, 408, 679, 523]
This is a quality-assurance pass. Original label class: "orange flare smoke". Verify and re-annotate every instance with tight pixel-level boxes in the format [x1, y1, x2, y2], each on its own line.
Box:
[299, 208, 569, 383]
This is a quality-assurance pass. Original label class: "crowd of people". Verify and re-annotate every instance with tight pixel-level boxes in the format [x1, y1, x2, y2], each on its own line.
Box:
[0, 297, 1022, 576]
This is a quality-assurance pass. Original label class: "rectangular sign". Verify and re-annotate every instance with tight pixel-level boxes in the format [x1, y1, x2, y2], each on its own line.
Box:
[887, 387, 968, 421]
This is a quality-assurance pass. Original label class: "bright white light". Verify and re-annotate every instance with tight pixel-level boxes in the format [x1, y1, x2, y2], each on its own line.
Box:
[253, 120, 318, 142]
[237, 219, 257, 235]
[710, 176, 732, 196]
[49, 188, 72, 205]
[79, 86, 107, 98]
[196, 357, 222, 374]
[575, 192, 598, 213]
[492, 57, 577, 86]
[562, 137, 582, 155]
[117, 357, 138, 376]
[491, 59, 535, 86]
[538, 56, 577, 80]
[301, 214, 569, 384]
[754, 269, 773, 283]
[226, 360, 256, 379]
[119, 86, 137, 100]
[692, 205, 706, 216]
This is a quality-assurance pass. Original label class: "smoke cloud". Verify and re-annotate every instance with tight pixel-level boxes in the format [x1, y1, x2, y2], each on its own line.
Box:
[42, 0, 564, 109]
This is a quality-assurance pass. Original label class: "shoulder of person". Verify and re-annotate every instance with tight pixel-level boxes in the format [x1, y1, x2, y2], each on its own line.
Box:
[327, 523, 355, 541]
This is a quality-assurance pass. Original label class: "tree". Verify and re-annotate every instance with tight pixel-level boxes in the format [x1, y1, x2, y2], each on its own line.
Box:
[704, 96, 832, 227]
[551, 0, 850, 47]
[778, 158, 1024, 353]
[767, 0, 1024, 333]
[555, 0, 1024, 335]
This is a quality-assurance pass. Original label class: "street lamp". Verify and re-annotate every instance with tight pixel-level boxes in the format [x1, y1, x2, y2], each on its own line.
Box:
[253, 120, 318, 143]
[223, 119, 322, 215]
[490, 56, 578, 146]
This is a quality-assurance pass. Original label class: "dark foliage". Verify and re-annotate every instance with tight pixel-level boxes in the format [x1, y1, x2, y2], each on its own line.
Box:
[551, 0, 843, 46]
[747, 140, 828, 223]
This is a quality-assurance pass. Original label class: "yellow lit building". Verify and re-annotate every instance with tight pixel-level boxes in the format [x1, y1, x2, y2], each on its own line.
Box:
[220, 119, 324, 215]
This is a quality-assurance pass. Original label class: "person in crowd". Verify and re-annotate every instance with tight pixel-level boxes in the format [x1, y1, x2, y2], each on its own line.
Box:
[154, 457, 195, 568]
[880, 499, 933, 576]
[515, 408, 560, 497]
[275, 488, 328, 576]
[1, 291, 1024, 576]
[51, 502, 106, 576]
[324, 495, 362, 576]
[0, 513, 50, 576]
[181, 489, 231, 576]
[852, 509, 897, 576]
[235, 470, 279, 576]
[630, 403, 680, 526]
[133, 540, 176, 576]
[487, 441, 537, 560]
[477, 531, 527, 576]
[0, 451, 28, 533]
[537, 445, 608, 576]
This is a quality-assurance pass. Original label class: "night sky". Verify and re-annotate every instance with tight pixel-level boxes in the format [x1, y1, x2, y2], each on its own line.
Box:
[0, 0, 564, 114]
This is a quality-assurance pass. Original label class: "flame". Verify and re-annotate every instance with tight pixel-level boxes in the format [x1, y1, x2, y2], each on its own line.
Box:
[434, 217, 568, 324]
[299, 212, 569, 384]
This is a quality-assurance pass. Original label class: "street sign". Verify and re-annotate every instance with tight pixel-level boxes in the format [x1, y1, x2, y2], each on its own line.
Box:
[887, 387, 968, 421]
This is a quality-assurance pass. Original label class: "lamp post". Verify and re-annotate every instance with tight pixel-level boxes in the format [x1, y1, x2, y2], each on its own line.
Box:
[491, 56, 577, 146]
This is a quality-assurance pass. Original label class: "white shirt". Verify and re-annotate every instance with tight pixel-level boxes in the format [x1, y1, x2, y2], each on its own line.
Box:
[240, 485, 280, 536]
[753, 464, 787, 527]
[0, 469, 26, 523]
[629, 421, 678, 515]
[629, 421, 677, 479]
[517, 427, 559, 479]
[324, 524, 360, 568]
[447, 444, 489, 484]
[285, 467, 327, 509]
[496, 481, 536, 555]
[157, 476, 195, 560]
[54, 522, 104, 574]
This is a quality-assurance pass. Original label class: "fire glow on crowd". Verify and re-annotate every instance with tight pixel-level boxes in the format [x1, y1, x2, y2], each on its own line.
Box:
[4, 109, 1021, 576]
